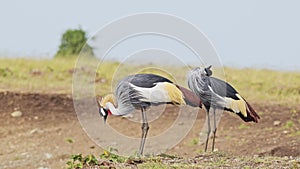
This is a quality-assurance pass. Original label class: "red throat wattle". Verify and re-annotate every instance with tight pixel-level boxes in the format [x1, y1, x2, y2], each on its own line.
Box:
[107, 109, 112, 115]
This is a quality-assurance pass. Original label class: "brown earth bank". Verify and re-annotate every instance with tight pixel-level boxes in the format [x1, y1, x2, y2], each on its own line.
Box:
[0, 91, 299, 168]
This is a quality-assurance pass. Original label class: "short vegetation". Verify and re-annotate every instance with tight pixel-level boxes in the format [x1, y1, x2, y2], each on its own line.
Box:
[65, 150, 299, 169]
[0, 58, 299, 106]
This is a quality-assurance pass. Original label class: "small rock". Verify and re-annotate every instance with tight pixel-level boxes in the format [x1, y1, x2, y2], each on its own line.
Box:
[34, 116, 39, 120]
[273, 120, 281, 126]
[283, 130, 289, 134]
[30, 129, 38, 134]
[11, 111, 22, 117]
[37, 167, 49, 169]
[8, 100, 14, 105]
[44, 153, 53, 159]
[20, 152, 30, 158]
[29, 128, 43, 134]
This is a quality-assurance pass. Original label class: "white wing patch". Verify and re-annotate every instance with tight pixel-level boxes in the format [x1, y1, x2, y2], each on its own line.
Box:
[129, 82, 171, 103]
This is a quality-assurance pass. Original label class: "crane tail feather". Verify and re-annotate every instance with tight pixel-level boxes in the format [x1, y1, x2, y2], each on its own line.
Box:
[226, 95, 260, 123]
[236, 99, 260, 123]
[245, 100, 260, 123]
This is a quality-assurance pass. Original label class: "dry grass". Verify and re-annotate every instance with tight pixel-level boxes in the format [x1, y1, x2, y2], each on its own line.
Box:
[0, 58, 299, 104]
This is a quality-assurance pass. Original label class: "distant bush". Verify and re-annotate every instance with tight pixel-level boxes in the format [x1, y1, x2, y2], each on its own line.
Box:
[55, 28, 94, 58]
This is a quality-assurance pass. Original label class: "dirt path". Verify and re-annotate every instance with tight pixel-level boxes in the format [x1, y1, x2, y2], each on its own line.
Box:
[0, 91, 299, 168]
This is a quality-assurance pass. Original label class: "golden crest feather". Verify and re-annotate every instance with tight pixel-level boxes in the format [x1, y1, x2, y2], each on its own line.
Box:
[100, 94, 116, 107]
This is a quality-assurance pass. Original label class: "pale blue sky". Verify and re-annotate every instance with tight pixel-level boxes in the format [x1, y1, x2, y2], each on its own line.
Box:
[1, 0, 299, 71]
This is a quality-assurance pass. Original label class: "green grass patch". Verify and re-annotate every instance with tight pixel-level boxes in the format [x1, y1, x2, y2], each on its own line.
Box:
[264, 127, 273, 131]
[288, 130, 300, 137]
[187, 138, 199, 146]
[65, 138, 75, 144]
[284, 120, 295, 129]
[238, 124, 250, 130]
[138, 162, 170, 169]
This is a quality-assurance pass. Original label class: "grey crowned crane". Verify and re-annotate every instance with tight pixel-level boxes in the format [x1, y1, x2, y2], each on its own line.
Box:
[188, 66, 260, 152]
[98, 73, 202, 155]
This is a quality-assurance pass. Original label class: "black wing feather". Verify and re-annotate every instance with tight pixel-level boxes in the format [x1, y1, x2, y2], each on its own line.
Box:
[208, 77, 239, 100]
[124, 74, 173, 88]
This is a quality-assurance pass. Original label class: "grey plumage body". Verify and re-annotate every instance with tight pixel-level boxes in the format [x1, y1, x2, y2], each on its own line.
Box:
[188, 67, 226, 110]
[114, 74, 174, 116]
[99, 73, 202, 155]
[188, 66, 260, 151]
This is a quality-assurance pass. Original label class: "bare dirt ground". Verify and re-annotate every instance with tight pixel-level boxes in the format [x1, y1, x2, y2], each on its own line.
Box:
[0, 91, 300, 168]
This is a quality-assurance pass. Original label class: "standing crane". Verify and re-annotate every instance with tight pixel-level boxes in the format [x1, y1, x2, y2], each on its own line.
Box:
[188, 66, 260, 152]
[98, 73, 202, 155]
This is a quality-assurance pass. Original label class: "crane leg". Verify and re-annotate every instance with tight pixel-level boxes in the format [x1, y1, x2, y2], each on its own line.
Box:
[205, 110, 211, 152]
[212, 108, 217, 152]
[138, 107, 149, 156]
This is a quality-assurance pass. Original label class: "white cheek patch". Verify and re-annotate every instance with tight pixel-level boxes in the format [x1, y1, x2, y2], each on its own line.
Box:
[100, 108, 106, 116]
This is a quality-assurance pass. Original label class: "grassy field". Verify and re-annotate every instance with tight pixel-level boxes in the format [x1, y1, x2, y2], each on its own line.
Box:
[0, 58, 299, 104]
[65, 151, 300, 168]
[1, 58, 300, 168]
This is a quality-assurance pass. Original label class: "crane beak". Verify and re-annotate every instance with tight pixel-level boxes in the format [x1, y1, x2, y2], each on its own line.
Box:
[103, 114, 108, 124]
[205, 65, 213, 76]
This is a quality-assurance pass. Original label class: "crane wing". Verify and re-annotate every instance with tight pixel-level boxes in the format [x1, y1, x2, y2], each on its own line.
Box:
[128, 82, 185, 105]
[208, 77, 260, 122]
[208, 77, 239, 100]
[125, 74, 172, 88]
